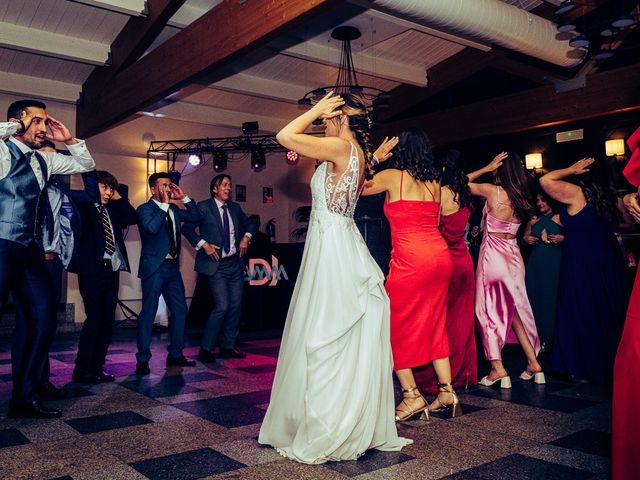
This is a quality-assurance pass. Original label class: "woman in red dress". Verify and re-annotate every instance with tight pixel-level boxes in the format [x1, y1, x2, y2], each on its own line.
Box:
[364, 128, 457, 421]
[613, 125, 640, 480]
[414, 150, 477, 394]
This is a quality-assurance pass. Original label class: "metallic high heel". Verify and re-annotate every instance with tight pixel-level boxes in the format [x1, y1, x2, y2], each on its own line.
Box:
[429, 382, 463, 418]
[395, 386, 429, 422]
[519, 370, 546, 384]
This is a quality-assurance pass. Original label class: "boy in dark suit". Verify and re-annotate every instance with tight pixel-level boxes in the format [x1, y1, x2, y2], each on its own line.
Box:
[69, 171, 137, 384]
[183, 174, 255, 363]
[135, 172, 201, 375]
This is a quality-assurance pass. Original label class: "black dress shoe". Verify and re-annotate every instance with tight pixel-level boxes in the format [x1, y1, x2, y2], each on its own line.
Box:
[218, 348, 246, 359]
[166, 355, 196, 367]
[36, 381, 68, 399]
[135, 361, 150, 375]
[96, 371, 116, 383]
[198, 348, 216, 364]
[72, 370, 101, 384]
[8, 399, 62, 419]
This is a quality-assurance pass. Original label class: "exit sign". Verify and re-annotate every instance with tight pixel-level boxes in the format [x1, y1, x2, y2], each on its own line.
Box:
[556, 129, 584, 143]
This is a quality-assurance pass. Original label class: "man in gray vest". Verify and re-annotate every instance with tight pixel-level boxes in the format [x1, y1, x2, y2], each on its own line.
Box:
[1, 99, 95, 418]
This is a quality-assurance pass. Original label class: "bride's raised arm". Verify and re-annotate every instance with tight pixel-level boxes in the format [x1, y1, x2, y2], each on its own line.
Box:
[276, 91, 351, 166]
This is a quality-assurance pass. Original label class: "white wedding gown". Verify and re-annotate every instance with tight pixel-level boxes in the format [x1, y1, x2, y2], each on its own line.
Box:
[258, 143, 412, 464]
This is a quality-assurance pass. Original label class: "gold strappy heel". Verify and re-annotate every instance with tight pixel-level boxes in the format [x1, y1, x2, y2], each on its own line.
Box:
[429, 382, 463, 418]
[395, 386, 429, 422]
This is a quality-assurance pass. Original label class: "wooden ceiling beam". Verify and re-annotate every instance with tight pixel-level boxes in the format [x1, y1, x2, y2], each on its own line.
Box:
[379, 62, 640, 146]
[77, 0, 340, 138]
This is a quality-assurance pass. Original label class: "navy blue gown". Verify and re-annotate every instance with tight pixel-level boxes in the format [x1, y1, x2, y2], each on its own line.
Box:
[553, 202, 627, 382]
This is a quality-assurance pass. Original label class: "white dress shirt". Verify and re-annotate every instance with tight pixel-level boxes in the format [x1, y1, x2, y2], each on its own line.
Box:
[1, 122, 95, 186]
[152, 196, 191, 259]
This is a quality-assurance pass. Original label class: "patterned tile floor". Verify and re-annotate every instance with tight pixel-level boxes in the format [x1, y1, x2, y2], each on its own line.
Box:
[0, 330, 612, 480]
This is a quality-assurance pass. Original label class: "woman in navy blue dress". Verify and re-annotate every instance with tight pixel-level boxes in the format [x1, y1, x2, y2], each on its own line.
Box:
[540, 158, 627, 382]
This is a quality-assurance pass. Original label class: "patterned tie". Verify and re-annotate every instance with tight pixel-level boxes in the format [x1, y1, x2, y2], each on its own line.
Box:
[98, 205, 116, 255]
[166, 212, 177, 258]
[221, 204, 231, 254]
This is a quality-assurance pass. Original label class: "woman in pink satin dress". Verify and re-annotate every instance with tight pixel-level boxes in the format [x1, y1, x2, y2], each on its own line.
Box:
[468, 152, 544, 389]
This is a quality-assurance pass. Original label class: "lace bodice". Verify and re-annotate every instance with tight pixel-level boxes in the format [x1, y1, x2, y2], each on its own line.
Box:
[310, 143, 362, 218]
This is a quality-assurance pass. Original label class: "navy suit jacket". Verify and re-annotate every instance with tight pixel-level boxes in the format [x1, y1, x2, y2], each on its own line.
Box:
[182, 199, 255, 276]
[136, 199, 201, 279]
[68, 174, 138, 275]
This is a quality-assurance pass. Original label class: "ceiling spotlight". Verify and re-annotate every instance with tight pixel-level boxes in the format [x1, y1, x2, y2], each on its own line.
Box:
[569, 34, 589, 48]
[592, 48, 614, 60]
[188, 154, 201, 166]
[612, 15, 636, 28]
[251, 146, 265, 171]
[557, 20, 577, 33]
[213, 149, 228, 172]
[286, 150, 299, 165]
[555, 1, 575, 16]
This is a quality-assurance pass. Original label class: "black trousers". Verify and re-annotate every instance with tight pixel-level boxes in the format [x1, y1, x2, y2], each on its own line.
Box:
[75, 262, 120, 375]
[0, 240, 56, 402]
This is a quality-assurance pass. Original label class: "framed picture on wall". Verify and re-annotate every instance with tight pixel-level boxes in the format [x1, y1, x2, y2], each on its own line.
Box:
[235, 184, 246, 202]
[263, 187, 273, 204]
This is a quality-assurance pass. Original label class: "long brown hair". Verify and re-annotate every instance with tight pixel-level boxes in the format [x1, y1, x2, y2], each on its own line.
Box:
[341, 95, 374, 178]
[495, 152, 534, 221]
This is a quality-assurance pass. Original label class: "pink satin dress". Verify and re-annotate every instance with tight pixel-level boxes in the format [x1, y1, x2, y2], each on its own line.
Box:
[475, 202, 541, 360]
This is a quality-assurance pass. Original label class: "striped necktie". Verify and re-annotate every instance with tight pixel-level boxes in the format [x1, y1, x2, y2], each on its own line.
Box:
[98, 205, 116, 255]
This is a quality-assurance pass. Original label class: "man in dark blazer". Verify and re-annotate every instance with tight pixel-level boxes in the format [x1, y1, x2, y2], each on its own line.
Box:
[183, 174, 255, 363]
[68, 171, 137, 384]
[135, 172, 201, 375]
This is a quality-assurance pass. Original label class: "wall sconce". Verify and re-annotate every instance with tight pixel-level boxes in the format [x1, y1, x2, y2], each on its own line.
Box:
[525, 153, 543, 170]
[605, 139, 625, 156]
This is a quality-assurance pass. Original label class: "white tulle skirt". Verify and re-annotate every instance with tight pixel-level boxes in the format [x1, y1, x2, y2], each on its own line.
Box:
[258, 210, 412, 464]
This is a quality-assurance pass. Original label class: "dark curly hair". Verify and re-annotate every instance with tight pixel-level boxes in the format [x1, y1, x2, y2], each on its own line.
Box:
[436, 149, 472, 209]
[569, 158, 621, 224]
[340, 94, 374, 179]
[494, 152, 534, 222]
[530, 181, 562, 215]
[389, 127, 440, 182]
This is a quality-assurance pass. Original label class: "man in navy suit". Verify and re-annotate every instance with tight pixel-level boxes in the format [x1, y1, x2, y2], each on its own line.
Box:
[135, 172, 201, 375]
[1, 99, 95, 419]
[68, 171, 137, 384]
[183, 174, 255, 363]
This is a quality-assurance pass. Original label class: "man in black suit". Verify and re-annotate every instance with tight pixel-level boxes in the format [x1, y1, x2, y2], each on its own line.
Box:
[135, 173, 201, 375]
[183, 174, 255, 363]
[68, 171, 137, 384]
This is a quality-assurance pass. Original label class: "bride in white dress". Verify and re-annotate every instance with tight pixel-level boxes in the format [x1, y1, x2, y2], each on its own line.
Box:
[258, 92, 411, 464]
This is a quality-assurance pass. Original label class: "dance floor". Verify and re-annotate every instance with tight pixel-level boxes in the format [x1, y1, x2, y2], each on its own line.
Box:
[0, 330, 611, 479]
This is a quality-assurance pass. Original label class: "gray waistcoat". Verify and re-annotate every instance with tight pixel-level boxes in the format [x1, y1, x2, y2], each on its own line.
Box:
[0, 141, 48, 245]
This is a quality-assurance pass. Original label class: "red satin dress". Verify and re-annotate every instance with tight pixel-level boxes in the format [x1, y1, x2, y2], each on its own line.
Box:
[384, 172, 452, 370]
[415, 207, 477, 394]
[612, 125, 640, 480]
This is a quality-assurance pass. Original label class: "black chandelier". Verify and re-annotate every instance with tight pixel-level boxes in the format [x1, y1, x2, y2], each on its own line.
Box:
[297, 26, 391, 112]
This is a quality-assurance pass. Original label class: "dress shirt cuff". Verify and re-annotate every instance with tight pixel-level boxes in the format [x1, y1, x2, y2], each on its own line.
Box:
[158, 202, 170, 212]
[244, 233, 252, 239]
[1, 122, 20, 140]
[195, 239, 206, 250]
[66, 140, 88, 155]
[182, 195, 191, 203]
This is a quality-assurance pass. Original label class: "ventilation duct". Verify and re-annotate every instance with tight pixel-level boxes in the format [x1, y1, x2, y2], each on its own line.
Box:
[367, 0, 584, 67]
